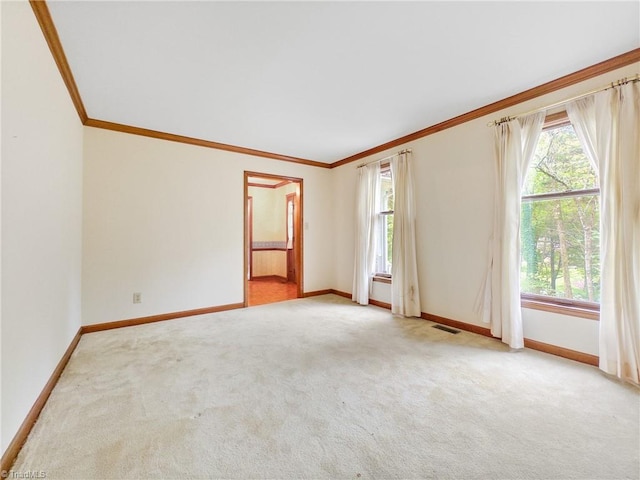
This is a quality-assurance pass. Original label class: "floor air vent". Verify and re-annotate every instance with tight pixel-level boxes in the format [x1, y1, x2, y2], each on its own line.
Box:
[432, 324, 460, 334]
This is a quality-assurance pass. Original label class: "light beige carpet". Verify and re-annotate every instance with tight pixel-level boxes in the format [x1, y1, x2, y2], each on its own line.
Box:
[12, 294, 640, 479]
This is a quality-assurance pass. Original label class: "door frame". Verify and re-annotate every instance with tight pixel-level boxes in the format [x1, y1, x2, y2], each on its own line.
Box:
[244, 171, 304, 307]
[247, 196, 253, 280]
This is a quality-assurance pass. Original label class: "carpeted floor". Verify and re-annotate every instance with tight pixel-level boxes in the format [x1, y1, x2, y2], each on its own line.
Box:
[12, 294, 640, 479]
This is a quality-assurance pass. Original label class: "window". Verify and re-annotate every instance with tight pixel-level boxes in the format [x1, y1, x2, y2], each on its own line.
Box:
[375, 164, 394, 277]
[520, 115, 600, 307]
[286, 195, 294, 250]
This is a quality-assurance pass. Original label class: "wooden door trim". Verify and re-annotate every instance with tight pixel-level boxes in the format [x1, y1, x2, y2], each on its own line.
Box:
[243, 175, 252, 307]
[295, 186, 303, 298]
[248, 196, 253, 281]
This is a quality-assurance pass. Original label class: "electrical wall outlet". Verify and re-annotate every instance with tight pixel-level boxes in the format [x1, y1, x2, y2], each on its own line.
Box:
[133, 292, 142, 304]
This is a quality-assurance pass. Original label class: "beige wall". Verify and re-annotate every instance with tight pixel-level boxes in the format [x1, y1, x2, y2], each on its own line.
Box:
[249, 183, 299, 277]
[332, 62, 640, 356]
[249, 186, 286, 277]
[82, 128, 333, 326]
[252, 251, 287, 278]
[249, 186, 286, 242]
[1, 0, 84, 452]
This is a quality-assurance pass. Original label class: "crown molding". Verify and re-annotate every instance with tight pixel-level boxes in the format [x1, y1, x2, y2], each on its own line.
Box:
[30, 0, 88, 123]
[330, 48, 640, 168]
[84, 119, 330, 168]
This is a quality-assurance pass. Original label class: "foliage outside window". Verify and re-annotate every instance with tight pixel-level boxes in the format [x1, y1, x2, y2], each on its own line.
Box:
[520, 121, 600, 304]
[375, 166, 394, 276]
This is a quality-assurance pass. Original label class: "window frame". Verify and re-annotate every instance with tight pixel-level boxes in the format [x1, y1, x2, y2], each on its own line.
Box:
[373, 162, 393, 281]
[520, 111, 600, 320]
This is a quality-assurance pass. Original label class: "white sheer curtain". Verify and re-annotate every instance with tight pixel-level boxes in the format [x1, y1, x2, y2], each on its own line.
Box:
[566, 81, 640, 384]
[352, 162, 381, 305]
[479, 112, 545, 348]
[390, 152, 421, 317]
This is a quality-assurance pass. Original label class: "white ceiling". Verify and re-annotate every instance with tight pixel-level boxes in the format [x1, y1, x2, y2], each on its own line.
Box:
[48, 1, 639, 163]
[248, 176, 282, 186]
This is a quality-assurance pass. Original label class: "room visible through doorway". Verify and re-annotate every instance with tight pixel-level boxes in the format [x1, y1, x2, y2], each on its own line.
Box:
[244, 172, 303, 307]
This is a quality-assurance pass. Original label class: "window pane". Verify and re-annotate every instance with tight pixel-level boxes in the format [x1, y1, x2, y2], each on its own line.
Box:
[385, 213, 393, 272]
[380, 169, 394, 212]
[523, 125, 598, 196]
[375, 167, 394, 276]
[375, 213, 393, 275]
[287, 200, 294, 249]
[520, 195, 600, 302]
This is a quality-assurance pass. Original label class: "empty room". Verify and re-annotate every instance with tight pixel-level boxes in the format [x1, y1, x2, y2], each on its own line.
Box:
[2, 0, 639, 478]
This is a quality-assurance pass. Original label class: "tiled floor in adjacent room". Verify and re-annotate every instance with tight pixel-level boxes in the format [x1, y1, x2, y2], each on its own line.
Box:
[248, 277, 298, 306]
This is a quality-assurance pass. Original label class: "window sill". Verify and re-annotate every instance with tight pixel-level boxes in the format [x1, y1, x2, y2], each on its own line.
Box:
[373, 275, 392, 284]
[521, 295, 599, 321]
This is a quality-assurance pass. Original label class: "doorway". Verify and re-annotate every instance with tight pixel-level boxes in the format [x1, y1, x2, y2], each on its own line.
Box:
[244, 171, 303, 307]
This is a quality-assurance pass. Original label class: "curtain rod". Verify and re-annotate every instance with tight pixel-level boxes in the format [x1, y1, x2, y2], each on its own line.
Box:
[488, 74, 640, 127]
[356, 149, 412, 169]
